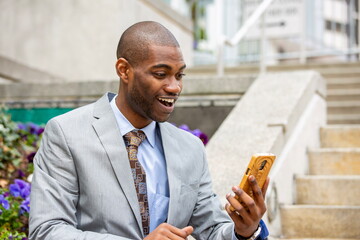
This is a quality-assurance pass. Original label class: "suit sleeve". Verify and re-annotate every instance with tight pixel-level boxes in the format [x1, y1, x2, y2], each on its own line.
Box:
[188, 139, 269, 240]
[187, 139, 235, 240]
[29, 118, 134, 240]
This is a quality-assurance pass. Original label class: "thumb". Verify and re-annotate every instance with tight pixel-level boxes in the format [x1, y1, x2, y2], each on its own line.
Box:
[182, 226, 194, 236]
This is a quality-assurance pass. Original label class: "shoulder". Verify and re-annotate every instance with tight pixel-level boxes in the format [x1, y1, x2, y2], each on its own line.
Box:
[47, 92, 114, 126]
[159, 122, 204, 148]
[47, 102, 95, 127]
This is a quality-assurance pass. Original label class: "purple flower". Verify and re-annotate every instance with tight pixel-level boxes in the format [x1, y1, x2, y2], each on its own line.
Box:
[178, 124, 191, 132]
[36, 127, 44, 135]
[18, 170, 26, 178]
[28, 123, 39, 135]
[9, 179, 31, 199]
[177, 124, 209, 145]
[17, 123, 27, 130]
[20, 197, 30, 214]
[0, 194, 10, 210]
[27, 152, 36, 163]
[192, 129, 209, 145]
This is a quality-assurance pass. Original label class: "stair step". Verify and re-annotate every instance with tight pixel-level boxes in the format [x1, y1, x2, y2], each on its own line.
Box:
[186, 62, 360, 75]
[327, 100, 360, 106]
[327, 77, 360, 89]
[280, 205, 360, 238]
[328, 89, 360, 95]
[320, 125, 360, 147]
[321, 69, 360, 78]
[328, 114, 360, 124]
[327, 101, 360, 114]
[308, 148, 360, 175]
[327, 89, 360, 101]
[327, 77, 360, 83]
[296, 175, 360, 205]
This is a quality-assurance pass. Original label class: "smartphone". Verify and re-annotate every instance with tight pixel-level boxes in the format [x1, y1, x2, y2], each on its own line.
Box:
[229, 153, 276, 211]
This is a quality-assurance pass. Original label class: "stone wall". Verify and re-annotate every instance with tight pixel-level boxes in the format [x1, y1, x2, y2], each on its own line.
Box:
[0, 0, 193, 82]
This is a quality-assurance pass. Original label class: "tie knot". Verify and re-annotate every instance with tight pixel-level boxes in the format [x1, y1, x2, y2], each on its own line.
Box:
[124, 130, 146, 147]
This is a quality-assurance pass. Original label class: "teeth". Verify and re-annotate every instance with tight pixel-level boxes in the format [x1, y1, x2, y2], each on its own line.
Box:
[158, 98, 174, 103]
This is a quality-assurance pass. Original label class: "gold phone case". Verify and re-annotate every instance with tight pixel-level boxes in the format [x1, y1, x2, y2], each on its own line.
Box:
[230, 153, 276, 211]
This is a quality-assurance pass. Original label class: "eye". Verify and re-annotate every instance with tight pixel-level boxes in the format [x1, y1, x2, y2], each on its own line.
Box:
[176, 73, 186, 80]
[153, 72, 166, 79]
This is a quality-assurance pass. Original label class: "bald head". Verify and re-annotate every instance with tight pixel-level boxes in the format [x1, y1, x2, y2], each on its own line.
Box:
[116, 21, 180, 66]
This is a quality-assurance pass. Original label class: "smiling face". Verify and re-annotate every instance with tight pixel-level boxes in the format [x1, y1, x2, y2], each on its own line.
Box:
[116, 44, 186, 128]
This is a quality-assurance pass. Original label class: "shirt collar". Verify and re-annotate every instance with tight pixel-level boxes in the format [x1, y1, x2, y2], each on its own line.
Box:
[110, 95, 156, 148]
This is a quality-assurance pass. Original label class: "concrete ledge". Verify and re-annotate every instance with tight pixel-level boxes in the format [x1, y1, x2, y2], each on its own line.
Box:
[0, 75, 254, 139]
[0, 81, 118, 101]
[0, 75, 255, 105]
[207, 70, 326, 199]
[182, 75, 254, 95]
[206, 70, 327, 237]
[0, 55, 65, 83]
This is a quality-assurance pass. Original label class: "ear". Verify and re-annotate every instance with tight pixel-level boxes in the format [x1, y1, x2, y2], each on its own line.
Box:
[115, 58, 131, 83]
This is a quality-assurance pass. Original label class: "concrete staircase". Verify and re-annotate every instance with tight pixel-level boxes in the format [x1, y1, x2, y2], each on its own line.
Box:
[280, 125, 360, 239]
[188, 61, 360, 125]
[187, 62, 360, 238]
[326, 66, 360, 125]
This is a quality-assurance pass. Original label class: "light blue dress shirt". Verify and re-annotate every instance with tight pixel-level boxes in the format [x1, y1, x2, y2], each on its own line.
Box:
[110, 96, 170, 232]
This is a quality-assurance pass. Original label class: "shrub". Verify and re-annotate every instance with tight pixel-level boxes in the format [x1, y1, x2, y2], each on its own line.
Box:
[0, 109, 42, 239]
[0, 180, 30, 239]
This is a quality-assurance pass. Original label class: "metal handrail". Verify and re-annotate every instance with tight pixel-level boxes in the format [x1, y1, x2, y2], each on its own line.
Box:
[217, 0, 276, 76]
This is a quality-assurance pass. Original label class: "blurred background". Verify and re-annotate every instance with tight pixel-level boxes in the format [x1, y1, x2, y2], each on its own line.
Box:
[1, 0, 359, 135]
[1, 0, 360, 239]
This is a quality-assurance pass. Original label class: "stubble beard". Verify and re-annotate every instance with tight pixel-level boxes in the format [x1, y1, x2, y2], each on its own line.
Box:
[128, 85, 171, 123]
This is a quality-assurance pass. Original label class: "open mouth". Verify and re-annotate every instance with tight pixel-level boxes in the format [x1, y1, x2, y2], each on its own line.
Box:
[158, 97, 175, 107]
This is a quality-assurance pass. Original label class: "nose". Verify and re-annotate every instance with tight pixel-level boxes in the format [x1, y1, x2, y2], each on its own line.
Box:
[164, 77, 182, 95]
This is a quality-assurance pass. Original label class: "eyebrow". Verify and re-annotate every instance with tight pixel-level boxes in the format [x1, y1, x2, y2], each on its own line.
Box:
[151, 64, 187, 71]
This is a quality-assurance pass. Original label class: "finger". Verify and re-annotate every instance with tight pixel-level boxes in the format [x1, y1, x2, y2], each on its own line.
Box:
[153, 223, 191, 240]
[225, 202, 245, 225]
[248, 175, 264, 203]
[262, 177, 270, 198]
[170, 225, 193, 239]
[228, 186, 255, 224]
[226, 190, 243, 212]
[181, 226, 194, 236]
[248, 176, 267, 216]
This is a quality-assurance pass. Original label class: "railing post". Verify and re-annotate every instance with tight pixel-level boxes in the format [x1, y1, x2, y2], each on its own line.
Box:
[260, 13, 266, 74]
[216, 0, 224, 77]
[300, 0, 307, 64]
[217, 36, 225, 77]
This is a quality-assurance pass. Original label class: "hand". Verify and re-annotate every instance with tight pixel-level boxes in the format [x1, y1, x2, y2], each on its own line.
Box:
[144, 223, 193, 240]
[225, 176, 270, 238]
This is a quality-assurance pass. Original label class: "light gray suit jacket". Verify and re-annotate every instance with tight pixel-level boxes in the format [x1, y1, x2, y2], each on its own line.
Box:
[29, 93, 233, 240]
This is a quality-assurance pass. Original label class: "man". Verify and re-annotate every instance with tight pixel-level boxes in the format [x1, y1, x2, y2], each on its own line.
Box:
[29, 21, 269, 240]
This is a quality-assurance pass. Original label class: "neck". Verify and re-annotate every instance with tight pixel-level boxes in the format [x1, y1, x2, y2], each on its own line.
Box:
[115, 94, 152, 129]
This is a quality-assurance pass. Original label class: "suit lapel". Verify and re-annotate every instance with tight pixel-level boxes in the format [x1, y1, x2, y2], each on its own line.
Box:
[91, 93, 143, 234]
[159, 123, 183, 226]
